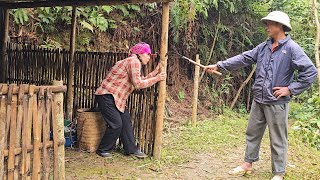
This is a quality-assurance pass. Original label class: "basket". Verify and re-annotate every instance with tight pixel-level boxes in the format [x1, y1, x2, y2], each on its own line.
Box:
[76, 108, 106, 152]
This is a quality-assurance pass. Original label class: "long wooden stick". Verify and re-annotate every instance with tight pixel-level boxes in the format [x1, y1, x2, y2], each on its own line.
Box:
[180, 56, 222, 76]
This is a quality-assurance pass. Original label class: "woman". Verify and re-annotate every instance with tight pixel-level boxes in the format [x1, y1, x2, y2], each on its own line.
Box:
[95, 42, 166, 158]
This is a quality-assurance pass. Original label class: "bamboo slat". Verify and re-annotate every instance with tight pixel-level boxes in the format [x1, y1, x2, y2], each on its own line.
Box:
[8, 85, 17, 180]
[21, 85, 28, 179]
[14, 85, 24, 178]
[32, 90, 41, 179]
[0, 84, 8, 180]
[42, 88, 50, 180]
[26, 85, 35, 180]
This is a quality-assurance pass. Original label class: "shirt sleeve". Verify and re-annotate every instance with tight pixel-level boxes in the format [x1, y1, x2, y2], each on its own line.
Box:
[141, 68, 158, 80]
[128, 58, 159, 89]
[217, 43, 262, 71]
[288, 45, 318, 95]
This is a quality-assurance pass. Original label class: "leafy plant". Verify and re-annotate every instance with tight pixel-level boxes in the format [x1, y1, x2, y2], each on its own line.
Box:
[178, 90, 185, 101]
[10, 9, 29, 25]
[291, 94, 320, 150]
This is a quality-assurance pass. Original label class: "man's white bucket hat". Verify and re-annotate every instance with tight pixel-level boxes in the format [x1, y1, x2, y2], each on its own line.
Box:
[261, 11, 292, 32]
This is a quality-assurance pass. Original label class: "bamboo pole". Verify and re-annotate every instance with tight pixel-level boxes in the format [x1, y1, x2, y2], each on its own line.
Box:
[21, 84, 29, 179]
[32, 92, 41, 179]
[67, 6, 77, 121]
[26, 85, 35, 180]
[14, 85, 24, 179]
[0, 8, 9, 83]
[0, 84, 8, 180]
[4, 140, 65, 157]
[52, 80, 65, 180]
[153, 2, 170, 159]
[7, 85, 16, 180]
[42, 88, 51, 180]
[312, 0, 320, 91]
[0, 83, 67, 95]
[192, 55, 200, 126]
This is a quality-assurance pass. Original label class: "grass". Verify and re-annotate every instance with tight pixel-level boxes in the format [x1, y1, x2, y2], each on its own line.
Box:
[66, 107, 320, 179]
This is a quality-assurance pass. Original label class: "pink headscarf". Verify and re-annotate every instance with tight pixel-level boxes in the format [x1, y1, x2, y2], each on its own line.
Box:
[129, 42, 151, 56]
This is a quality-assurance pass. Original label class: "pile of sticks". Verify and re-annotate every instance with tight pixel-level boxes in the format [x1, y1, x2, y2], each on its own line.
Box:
[0, 83, 66, 180]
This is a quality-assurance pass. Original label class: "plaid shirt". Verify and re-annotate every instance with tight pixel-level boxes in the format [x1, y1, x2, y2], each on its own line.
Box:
[95, 56, 159, 112]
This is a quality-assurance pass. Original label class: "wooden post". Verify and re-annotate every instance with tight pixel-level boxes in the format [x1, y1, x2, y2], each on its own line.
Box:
[0, 8, 9, 83]
[312, 0, 320, 91]
[52, 80, 65, 180]
[67, 6, 77, 121]
[153, 2, 170, 159]
[192, 55, 200, 126]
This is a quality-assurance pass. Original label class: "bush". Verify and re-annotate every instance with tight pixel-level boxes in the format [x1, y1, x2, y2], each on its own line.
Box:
[290, 93, 320, 150]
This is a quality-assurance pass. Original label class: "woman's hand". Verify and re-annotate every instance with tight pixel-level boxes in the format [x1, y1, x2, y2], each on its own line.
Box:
[157, 71, 167, 81]
[155, 63, 163, 72]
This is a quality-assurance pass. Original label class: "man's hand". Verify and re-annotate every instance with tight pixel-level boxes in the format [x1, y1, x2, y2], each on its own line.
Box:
[272, 87, 291, 99]
[205, 64, 218, 74]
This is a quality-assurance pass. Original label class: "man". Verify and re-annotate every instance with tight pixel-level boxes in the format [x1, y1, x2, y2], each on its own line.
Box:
[206, 11, 318, 180]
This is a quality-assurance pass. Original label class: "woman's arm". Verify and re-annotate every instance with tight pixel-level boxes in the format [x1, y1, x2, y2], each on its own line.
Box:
[128, 58, 160, 89]
[141, 63, 161, 80]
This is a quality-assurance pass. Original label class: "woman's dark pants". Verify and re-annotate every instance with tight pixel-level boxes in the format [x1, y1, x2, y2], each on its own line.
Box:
[95, 94, 138, 154]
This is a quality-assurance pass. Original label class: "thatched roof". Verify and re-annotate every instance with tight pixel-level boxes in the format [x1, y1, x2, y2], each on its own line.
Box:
[0, 0, 173, 9]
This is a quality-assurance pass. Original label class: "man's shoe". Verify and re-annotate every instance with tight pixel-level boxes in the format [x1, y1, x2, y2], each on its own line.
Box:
[228, 166, 253, 176]
[133, 150, 147, 159]
[271, 175, 284, 180]
[96, 151, 112, 158]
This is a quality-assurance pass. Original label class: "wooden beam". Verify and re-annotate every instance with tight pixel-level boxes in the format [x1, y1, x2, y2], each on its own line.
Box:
[0, 0, 173, 9]
[0, 84, 67, 95]
[67, 6, 77, 121]
[153, 2, 170, 159]
[0, 8, 8, 83]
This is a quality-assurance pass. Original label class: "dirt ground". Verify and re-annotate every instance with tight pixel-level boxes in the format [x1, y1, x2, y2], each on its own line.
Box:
[64, 104, 320, 180]
[65, 144, 293, 180]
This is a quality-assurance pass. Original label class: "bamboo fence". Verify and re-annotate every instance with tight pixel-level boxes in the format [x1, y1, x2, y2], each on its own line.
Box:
[5, 43, 159, 155]
[0, 83, 66, 180]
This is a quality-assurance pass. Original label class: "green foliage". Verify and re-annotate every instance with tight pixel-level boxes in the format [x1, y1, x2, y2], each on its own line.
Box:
[9, 4, 142, 42]
[178, 90, 185, 101]
[290, 94, 320, 150]
[10, 9, 29, 25]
